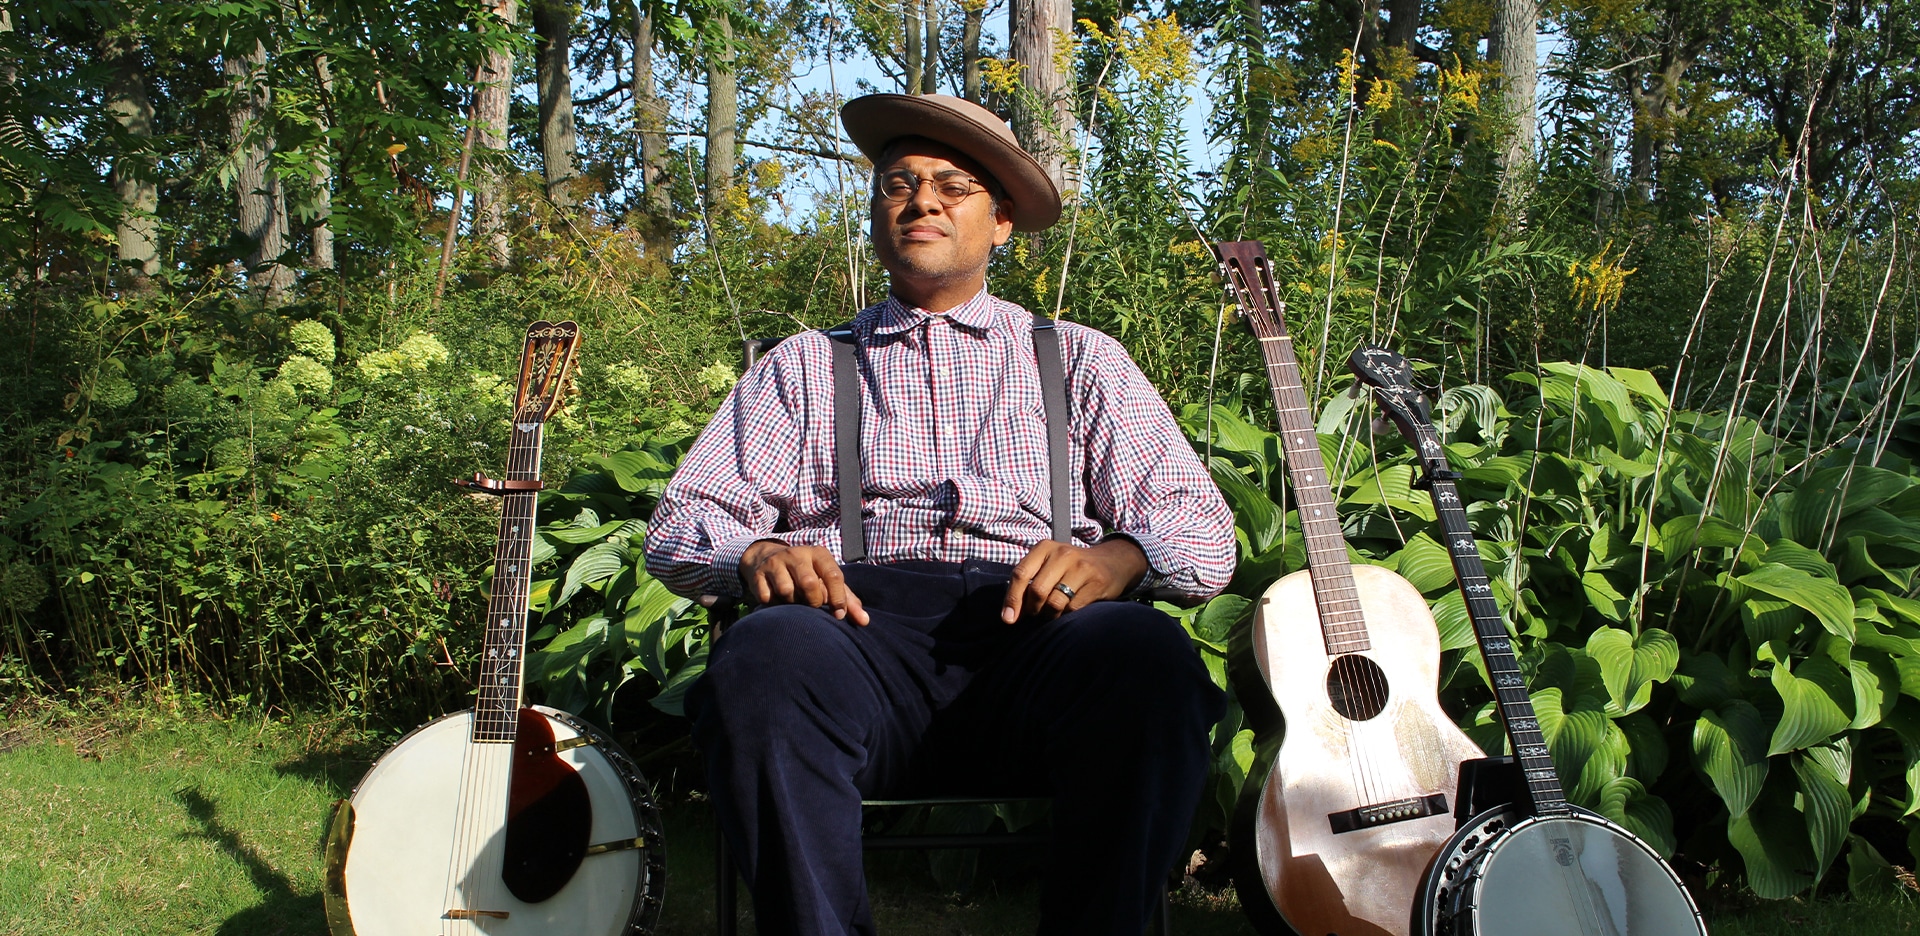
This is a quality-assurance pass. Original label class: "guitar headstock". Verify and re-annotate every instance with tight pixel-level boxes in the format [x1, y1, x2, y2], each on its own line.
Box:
[514, 320, 582, 423]
[1348, 345, 1447, 472]
[1211, 241, 1288, 341]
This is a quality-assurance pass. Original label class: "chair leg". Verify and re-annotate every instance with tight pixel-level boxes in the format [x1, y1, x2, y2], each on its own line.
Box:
[716, 827, 736, 936]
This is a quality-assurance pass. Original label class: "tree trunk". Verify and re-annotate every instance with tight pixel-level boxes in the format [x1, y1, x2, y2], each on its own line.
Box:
[224, 36, 294, 304]
[1626, 50, 1694, 205]
[0, 7, 15, 86]
[1008, 0, 1074, 191]
[310, 51, 335, 270]
[1487, 0, 1537, 214]
[634, 9, 673, 257]
[1382, 0, 1419, 51]
[921, 0, 939, 94]
[104, 30, 158, 287]
[472, 0, 517, 268]
[960, 0, 983, 102]
[904, 0, 922, 93]
[532, 0, 579, 211]
[705, 17, 737, 200]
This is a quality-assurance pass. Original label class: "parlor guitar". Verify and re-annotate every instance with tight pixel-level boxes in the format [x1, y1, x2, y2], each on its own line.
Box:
[1213, 242, 1483, 936]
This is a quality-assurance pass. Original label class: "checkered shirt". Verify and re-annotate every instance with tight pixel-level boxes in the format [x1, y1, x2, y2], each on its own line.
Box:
[643, 290, 1236, 602]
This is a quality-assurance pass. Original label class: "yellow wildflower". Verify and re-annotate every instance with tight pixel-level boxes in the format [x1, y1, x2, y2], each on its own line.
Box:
[1568, 242, 1636, 312]
[981, 57, 1025, 97]
[1121, 16, 1194, 94]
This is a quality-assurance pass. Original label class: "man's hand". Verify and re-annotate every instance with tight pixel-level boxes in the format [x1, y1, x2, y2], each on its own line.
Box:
[739, 541, 870, 626]
[1001, 538, 1150, 624]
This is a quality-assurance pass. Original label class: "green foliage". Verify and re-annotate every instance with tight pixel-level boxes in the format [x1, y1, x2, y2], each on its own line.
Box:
[1192, 358, 1920, 898]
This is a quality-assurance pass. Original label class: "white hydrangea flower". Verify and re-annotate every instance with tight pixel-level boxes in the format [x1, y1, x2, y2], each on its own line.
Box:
[289, 320, 337, 362]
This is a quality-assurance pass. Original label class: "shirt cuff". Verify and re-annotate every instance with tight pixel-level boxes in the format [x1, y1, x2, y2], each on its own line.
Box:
[948, 476, 1021, 533]
[1100, 530, 1176, 594]
[710, 534, 796, 597]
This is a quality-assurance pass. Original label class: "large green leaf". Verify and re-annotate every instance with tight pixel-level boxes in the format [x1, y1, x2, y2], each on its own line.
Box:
[1596, 776, 1677, 857]
[1191, 593, 1252, 648]
[1674, 651, 1743, 710]
[1392, 533, 1455, 593]
[1736, 561, 1855, 642]
[1585, 627, 1678, 715]
[648, 642, 709, 717]
[555, 540, 630, 610]
[1210, 459, 1284, 556]
[1728, 795, 1816, 898]
[1582, 571, 1631, 623]
[1694, 700, 1770, 817]
[1846, 647, 1899, 729]
[1549, 709, 1626, 804]
[1430, 589, 1476, 653]
[1768, 657, 1853, 755]
[1780, 464, 1911, 546]
[1741, 596, 1805, 647]
[1344, 463, 1435, 521]
[1791, 752, 1852, 885]
[1609, 366, 1670, 410]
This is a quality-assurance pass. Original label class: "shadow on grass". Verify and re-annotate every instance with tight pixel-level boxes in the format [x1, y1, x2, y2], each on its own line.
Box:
[268, 732, 386, 799]
[174, 787, 328, 935]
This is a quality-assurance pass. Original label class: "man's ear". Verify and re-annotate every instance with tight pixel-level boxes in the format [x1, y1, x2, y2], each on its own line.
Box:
[992, 199, 1016, 245]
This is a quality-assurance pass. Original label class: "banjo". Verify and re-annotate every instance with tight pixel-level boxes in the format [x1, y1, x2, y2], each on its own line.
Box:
[1215, 241, 1483, 936]
[1348, 346, 1706, 936]
[321, 321, 666, 936]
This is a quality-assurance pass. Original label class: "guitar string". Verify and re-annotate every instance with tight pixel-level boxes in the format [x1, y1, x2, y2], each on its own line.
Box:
[1244, 262, 1393, 809]
[1237, 264, 1368, 806]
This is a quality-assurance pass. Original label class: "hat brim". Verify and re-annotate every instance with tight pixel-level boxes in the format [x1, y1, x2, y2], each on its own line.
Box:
[841, 94, 1062, 233]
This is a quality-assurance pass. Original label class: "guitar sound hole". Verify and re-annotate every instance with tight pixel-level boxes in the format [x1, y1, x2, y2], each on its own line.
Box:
[1326, 653, 1390, 720]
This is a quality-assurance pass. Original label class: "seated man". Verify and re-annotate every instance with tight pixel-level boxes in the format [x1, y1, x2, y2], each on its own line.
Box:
[644, 92, 1235, 936]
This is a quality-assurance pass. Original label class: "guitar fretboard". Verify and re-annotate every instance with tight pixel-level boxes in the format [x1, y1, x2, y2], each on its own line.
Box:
[1218, 242, 1369, 653]
[472, 418, 545, 744]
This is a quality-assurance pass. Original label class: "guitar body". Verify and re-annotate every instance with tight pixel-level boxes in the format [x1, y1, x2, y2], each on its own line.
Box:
[1252, 565, 1482, 936]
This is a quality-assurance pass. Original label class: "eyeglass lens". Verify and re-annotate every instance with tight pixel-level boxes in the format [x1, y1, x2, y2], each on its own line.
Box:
[876, 171, 984, 207]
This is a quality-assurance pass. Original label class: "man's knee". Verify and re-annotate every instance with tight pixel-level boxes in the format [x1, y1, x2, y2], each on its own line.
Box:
[689, 605, 877, 738]
[1055, 602, 1225, 719]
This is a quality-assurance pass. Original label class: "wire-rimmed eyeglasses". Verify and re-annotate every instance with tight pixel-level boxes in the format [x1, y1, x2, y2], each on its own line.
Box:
[873, 170, 991, 207]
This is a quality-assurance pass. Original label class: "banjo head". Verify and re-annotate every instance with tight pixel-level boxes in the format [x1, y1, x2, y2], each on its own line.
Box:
[326, 706, 664, 936]
[1434, 807, 1705, 936]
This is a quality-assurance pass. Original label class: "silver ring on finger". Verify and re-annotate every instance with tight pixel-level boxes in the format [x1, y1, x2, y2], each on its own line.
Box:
[1054, 582, 1076, 600]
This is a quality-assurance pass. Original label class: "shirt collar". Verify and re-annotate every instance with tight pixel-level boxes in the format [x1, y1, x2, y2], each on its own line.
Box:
[866, 288, 1000, 336]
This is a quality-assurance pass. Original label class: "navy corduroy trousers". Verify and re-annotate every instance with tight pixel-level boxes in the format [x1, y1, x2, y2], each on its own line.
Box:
[686, 559, 1226, 936]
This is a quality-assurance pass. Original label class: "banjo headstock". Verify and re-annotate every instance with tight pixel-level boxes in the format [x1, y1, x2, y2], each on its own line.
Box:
[514, 320, 582, 423]
[1348, 345, 1447, 476]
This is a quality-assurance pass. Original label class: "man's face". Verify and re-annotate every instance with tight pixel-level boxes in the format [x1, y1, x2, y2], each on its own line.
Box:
[870, 140, 1015, 306]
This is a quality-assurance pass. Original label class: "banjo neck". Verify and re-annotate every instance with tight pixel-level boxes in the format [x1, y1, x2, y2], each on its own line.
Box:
[1215, 241, 1370, 654]
[473, 422, 545, 743]
[1349, 346, 1568, 817]
[459, 320, 582, 745]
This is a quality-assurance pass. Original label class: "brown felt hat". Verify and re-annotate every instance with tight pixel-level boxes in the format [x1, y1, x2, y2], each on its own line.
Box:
[840, 93, 1062, 232]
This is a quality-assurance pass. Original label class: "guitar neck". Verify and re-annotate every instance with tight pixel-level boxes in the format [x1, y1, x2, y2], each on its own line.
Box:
[473, 420, 545, 743]
[1255, 337, 1370, 654]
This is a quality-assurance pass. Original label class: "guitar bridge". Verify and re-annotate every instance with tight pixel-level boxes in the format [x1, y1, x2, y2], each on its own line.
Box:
[1328, 793, 1449, 834]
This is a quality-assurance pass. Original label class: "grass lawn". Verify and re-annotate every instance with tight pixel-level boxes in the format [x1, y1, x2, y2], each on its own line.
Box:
[0, 700, 1913, 935]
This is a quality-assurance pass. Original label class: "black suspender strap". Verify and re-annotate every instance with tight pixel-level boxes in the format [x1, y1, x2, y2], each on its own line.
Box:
[826, 314, 1072, 561]
[827, 324, 867, 563]
[1030, 315, 1071, 544]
